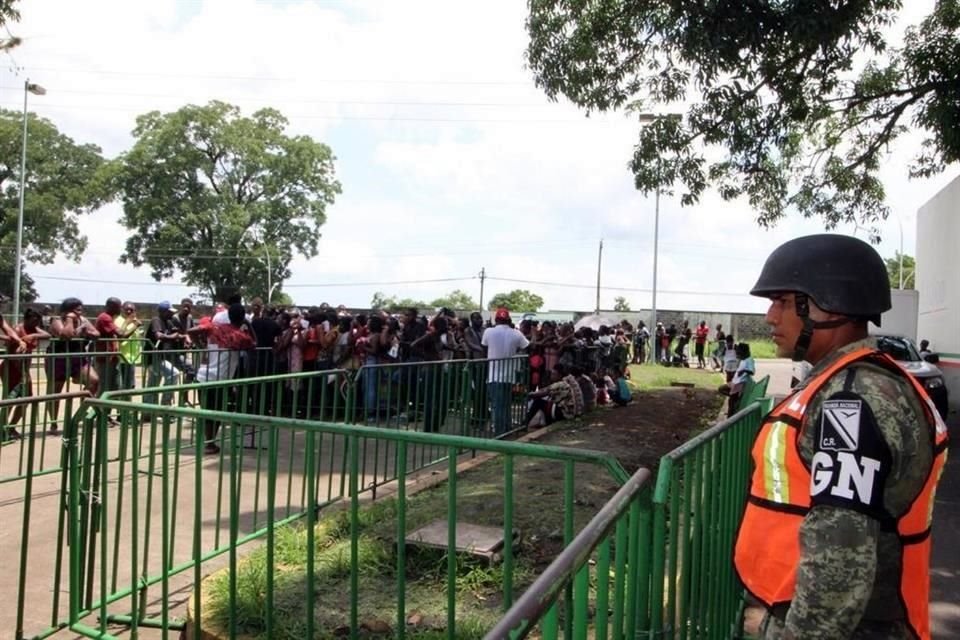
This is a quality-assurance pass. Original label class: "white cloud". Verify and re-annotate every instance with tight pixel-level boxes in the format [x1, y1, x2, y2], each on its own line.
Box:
[4, 0, 955, 314]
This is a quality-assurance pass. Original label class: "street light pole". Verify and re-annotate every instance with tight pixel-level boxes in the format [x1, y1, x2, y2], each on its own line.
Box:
[14, 80, 46, 320]
[651, 187, 660, 359]
[897, 216, 904, 290]
[636, 112, 680, 362]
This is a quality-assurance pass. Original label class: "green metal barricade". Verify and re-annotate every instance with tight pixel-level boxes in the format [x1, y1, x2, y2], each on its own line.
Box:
[639, 399, 772, 640]
[488, 397, 773, 640]
[0, 392, 90, 640]
[61, 397, 630, 639]
[353, 356, 529, 437]
[484, 467, 655, 640]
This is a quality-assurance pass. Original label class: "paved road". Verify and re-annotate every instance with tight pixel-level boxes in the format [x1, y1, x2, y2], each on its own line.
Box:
[758, 358, 960, 638]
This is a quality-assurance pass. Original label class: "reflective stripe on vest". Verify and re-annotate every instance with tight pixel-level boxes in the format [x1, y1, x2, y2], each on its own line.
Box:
[734, 348, 948, 640]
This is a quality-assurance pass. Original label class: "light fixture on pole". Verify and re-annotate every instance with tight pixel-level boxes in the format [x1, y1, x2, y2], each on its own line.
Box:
[636, 112, 681, 362]
[13, 80, 47, 320]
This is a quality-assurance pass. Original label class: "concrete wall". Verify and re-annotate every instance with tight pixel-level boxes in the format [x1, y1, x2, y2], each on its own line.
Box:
[870, 289, 919, 340]
[918, 174, 960, 410]
[571, 309, 770, 340]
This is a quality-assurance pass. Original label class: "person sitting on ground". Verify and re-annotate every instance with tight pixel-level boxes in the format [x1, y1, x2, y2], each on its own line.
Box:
[576, 368, 597, 413]
[611, 368, 632, 406]
[562, 367, 585, 417]
[523, 365, 577, 428]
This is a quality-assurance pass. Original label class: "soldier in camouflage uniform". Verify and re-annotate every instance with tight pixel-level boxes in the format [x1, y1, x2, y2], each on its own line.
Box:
[734, 234, 947, 640]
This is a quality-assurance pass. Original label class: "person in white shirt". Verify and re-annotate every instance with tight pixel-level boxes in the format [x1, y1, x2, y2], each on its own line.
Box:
[481, 308, 530, 435]
[720, 342, 755, 417]
[722, 334, 739, 382]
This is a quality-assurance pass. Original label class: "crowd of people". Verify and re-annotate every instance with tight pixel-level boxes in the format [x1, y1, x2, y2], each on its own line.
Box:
[0, 296, 638, 444]
[0, 295, 762, 445]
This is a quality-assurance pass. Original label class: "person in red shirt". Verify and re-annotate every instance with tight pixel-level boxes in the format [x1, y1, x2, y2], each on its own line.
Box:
[694, 320, 710, 369]
[93, 297, 123, 395]
[1, 308, 49, 439]
[194, 304, 255, 454]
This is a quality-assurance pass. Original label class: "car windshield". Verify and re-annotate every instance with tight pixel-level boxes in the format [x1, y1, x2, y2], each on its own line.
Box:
[876, 336, 921, 362]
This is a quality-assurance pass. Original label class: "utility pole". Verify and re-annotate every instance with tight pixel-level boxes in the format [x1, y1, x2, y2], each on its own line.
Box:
[595, 239, 603, 314]
[478, 267, 486, 311]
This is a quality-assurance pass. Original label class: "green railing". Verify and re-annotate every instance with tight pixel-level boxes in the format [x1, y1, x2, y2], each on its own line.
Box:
[484, 467, 654, 640]
[641, 399, 771, 640]
[488, 398, 773, 640]
[1, 392, 90, 640]
[353, 357, 530, 437]
[64, 397, 629, 639]
[2, 351, 527, 483]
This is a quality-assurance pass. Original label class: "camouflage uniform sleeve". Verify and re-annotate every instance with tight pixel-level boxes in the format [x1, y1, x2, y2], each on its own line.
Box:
[784, 505, 878, 638]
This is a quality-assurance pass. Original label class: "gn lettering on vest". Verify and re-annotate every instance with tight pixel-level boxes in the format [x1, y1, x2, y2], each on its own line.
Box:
[810, 451, 883, 505]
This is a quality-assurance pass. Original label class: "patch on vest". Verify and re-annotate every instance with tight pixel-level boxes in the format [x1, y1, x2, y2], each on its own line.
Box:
[820, 399, 861, 451]
[811, 391, 891, 518]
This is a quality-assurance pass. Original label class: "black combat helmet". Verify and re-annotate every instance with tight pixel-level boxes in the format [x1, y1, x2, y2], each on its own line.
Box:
[750, 234, 891, 326]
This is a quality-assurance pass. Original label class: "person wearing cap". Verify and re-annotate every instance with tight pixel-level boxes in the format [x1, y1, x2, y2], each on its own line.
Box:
[481, 307, 530, 435]
[734, 234, 948, 640]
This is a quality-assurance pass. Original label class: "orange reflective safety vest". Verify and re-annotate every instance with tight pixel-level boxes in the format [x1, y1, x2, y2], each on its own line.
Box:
[734, 347, 949, 639]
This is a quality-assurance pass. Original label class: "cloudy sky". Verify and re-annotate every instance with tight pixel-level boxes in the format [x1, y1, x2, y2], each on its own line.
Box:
[3, 0, 956, 314]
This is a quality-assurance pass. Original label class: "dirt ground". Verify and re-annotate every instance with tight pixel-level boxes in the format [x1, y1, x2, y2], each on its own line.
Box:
[447, 386, 723, 574]
[543, 386, 721, 473]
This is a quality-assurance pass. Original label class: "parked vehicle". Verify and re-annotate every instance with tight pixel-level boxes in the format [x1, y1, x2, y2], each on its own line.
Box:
[876, 335, 949, 419]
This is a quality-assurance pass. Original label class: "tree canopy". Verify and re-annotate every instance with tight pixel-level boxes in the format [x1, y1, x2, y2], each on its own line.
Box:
[110, 101, 340, 302]
[613, 296, 631, 312]
[370, 291, 428, 313]
[0, 1, 20, 51]
[526, 1, 960, 233]
[487, 289, 545, 312]
[0, 109, 108, 301]
[885, 251, 915, 289]
[430, 289, 478, 311]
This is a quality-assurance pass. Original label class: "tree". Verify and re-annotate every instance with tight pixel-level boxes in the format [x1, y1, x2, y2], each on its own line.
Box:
[0, 109, 109, 300]
[430, 289, 478, 311]
[369, 291, 428, 312]
[0, 1, 21, 52]
[526, 2, 960, 234]
[487, 289, 544, 312]
[613, 296, 631, 312]
[885, 252, 915, 289]
[111, 101, 341, 302]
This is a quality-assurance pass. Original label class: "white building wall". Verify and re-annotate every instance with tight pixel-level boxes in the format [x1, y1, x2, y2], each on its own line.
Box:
[917, 174, 960, 410]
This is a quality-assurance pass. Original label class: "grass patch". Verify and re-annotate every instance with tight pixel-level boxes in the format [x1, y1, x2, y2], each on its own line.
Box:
[746, 339, 777, 359]
[204, 486, 537, 639]
[627, 364, 723, 391]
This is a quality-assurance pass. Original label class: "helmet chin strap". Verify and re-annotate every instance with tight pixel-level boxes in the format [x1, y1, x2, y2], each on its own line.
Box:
[791, 293, 854, 362]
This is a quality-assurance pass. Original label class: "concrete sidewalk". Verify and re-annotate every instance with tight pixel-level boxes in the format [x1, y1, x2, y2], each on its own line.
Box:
[758, 359, 960, 638]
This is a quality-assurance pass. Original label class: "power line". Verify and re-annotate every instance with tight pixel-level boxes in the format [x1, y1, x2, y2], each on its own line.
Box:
[485, 275, 753, 298]
[0, 85, 551, 109]
[0, 101, 598, 125]
[20, 65, 533, 87]
[0, 240, 593, 262]
[31, 274, 476, 288]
